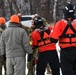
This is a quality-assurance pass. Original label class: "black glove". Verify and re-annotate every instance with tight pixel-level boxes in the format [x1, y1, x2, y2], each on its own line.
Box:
[1, 54, 6, 61]
[28, 53, 33, 62]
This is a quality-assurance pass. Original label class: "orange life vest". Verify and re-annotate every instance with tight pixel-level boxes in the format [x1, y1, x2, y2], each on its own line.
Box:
[59, 19, 76, 48]
[37, 27, 51, 47]
[32, 26, 56, 52]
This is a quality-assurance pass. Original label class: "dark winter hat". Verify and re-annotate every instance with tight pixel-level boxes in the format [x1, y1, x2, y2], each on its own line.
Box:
[34, 17, 44, 28]
[63, 2, 75, 16]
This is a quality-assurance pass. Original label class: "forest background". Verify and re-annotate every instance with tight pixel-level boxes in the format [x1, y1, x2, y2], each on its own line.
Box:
[0, 0, 76, 24]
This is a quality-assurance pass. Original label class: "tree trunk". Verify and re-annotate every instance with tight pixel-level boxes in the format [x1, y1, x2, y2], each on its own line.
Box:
[29, 0, 33, 14]
[8, 0, 14, 15]
[11, 0, 20, 13]
[45, 0, 50, 23]
[0, 0, 5, 17]
[53, 0, 58, 22]
[24, 0, 28, 3]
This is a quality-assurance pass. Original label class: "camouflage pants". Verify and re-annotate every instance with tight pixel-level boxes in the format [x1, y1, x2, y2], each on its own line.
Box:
[27, 49, 38, 75]
[27, 60, 35, 75]
[27, 61, 51, 75]
[0, 57, 6, 75]
[27, 49, 51, 75]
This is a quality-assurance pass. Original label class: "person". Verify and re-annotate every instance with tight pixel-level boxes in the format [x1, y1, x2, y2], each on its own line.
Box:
[27, 14, 39, 75]
[0, 17, 6, 75]
[31, 16, 60, 75]
[50, 2, 76, 75]
[27, 14, 52, 75]
[0, 14, 33, 75]
[18, 13, 34, 75]
[17, 13, 30, 32]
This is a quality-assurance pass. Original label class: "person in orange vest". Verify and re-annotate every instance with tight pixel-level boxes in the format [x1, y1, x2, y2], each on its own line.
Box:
[27, 14, 52, 75]
[0, 17, 6, 75]
[50, 2, 76, 75]
[31, 14, 52, 74]
[31, 16, 60, 75]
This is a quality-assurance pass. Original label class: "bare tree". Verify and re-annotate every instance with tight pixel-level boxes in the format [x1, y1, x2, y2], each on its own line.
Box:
[8, 0, 14, 15]
[45, 0, 50, 23]
[40, 0, 51, 23]
[0, 0, 5, 17]
[2, 0, 76, 22]
[11, 0, 20, 13]
[24, 0, 28, 3]
[53, 0, 58, 22]
[29, 0, 33, 14]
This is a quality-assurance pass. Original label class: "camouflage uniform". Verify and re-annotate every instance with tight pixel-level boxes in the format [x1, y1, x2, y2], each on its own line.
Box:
[27, 48, 39, 75]
[17, 13, 34, 75]
[20, 23, 34, 75]
[27, 30, 35, 75]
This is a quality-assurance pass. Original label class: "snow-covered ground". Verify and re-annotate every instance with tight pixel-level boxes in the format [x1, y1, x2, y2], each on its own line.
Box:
[2, 66, 62, 75]
[2, 42, 62, 75]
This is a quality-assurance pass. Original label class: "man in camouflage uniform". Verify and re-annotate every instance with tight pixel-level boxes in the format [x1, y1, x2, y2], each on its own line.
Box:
[17, 13, 34, 75]
[0, 17, 6, 75]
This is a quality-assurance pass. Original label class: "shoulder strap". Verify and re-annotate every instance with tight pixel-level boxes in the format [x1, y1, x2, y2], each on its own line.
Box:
[60, 20, 76, 37]
[61, 24, 69, 35]
[59, 20, 76, 44]
[37, 27, 52, 47]
[39, 31, 44, 39]
[39, 27, 50, 39]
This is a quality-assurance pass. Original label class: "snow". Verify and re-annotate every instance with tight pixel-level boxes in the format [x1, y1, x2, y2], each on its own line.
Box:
[2, 42, 62, 75]
[2, 65, 62, 75]
[2, 66, 5, 75]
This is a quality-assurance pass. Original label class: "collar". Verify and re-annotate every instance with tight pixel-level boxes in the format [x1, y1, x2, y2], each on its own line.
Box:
[8, 22, 22, 28]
